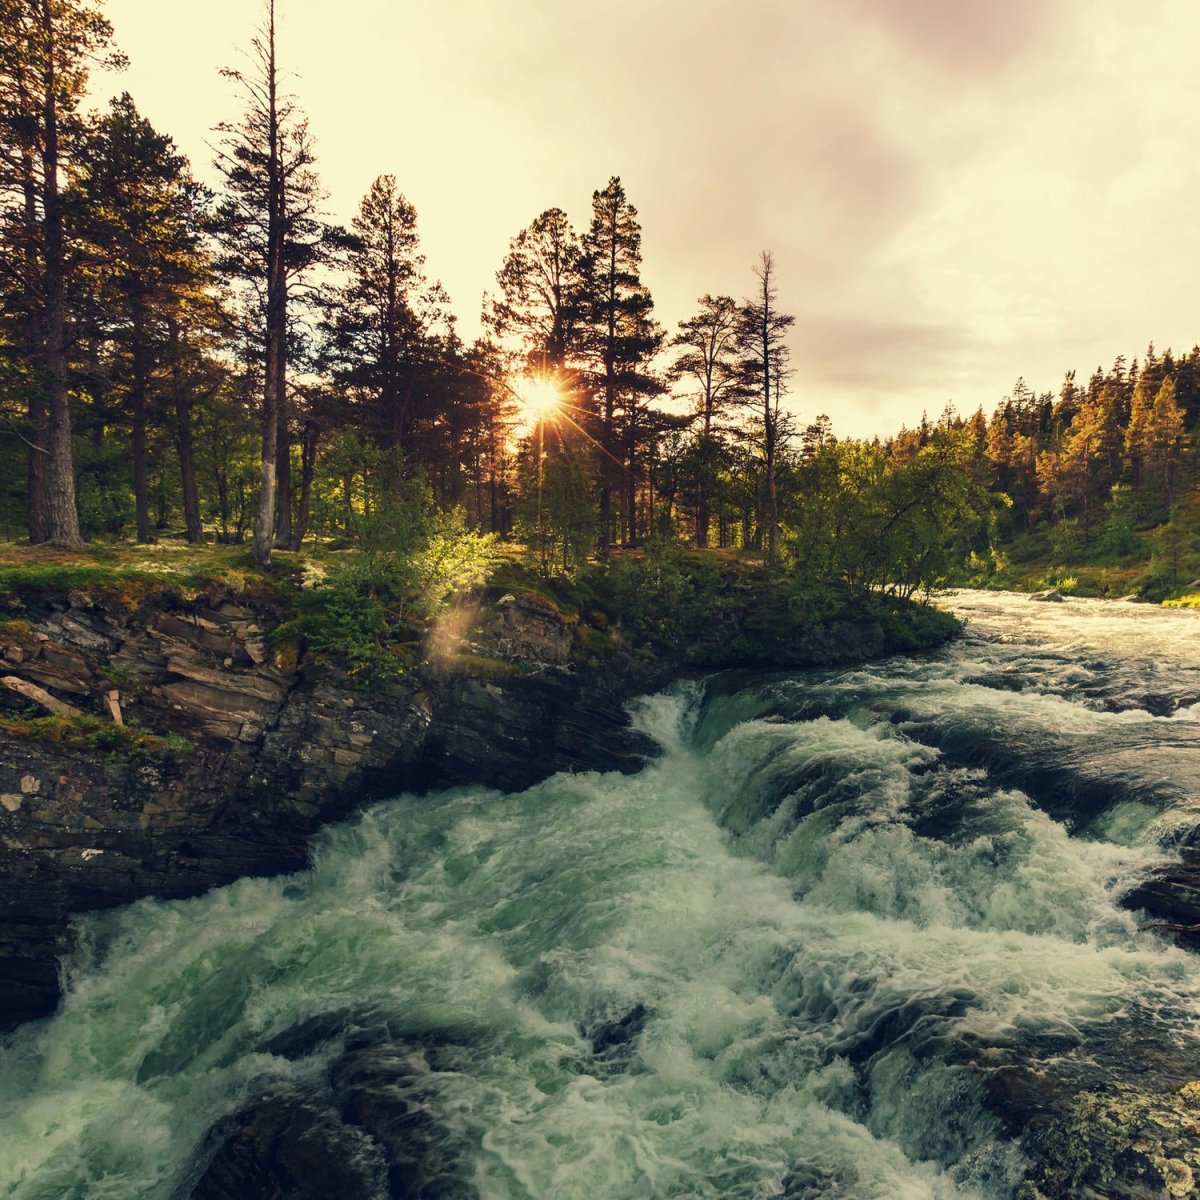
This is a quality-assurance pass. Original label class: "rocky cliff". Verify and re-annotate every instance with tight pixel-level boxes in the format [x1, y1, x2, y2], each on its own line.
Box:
[0, 579, 926, 1031]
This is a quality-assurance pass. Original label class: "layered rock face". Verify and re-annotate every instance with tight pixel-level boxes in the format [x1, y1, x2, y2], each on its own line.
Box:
[0, 574, 927, 1031]
[0, 588, 678, 1029]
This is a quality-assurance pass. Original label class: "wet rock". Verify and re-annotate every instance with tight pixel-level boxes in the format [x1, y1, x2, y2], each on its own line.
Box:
[188, 1040, 477, 1200]
[332, 1042, 477, 1196]
[1019, 1084, 1200, 1200]
[189, 1092, 387, 1200]
[1123, 849, 1200, 950]
[1029, 590, 1064, 602]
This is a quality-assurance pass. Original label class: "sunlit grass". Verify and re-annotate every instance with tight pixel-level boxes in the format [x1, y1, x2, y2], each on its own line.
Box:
[0, 538, 283, 598]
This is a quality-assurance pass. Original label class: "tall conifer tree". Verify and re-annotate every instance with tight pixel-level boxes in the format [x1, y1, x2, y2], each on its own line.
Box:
[738, 252, 794, 564]
[0, 0, 122, 543]
[74, 93, 209, 542]
[579, 177, 660, 552]
[214, 0, 324, 562]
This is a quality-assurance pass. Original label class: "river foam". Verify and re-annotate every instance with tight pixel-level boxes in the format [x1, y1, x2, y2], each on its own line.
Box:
[3, 591, 1200, 1198]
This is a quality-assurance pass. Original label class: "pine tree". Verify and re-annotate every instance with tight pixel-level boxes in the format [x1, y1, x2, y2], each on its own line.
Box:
[670, 294, 743, 547]
[214, 0, 325, 562]
[485, 206, 584, 372]
[0, 0, 123, 543]
[73, 93, 210, 542]
[579, 177, 661, 553]
[738, 251, 794, 565]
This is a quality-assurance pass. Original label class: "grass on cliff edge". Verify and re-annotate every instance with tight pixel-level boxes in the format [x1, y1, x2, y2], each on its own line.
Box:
[0, 538, 958, 671]
[0, 541, 297, 602]
[0, 710, 194, 758]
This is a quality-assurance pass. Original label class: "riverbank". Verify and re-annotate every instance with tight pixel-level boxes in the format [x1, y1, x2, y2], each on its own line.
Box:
[0, 545, 957, 1029]
[951, 521, 1200, 602]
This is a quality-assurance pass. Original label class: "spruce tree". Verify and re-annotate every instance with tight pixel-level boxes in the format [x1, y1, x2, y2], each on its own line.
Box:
[214, 0, 324, 563]
[579, 176, 661, 553]
[0, 0, 123, 544]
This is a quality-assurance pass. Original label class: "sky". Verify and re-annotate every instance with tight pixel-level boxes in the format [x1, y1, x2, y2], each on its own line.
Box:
[95, 0, 1200, 439]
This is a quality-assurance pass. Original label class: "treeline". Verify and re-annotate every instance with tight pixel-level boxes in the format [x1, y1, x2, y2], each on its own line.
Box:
[2, 0, 977, 602]
[0, 0, 804, 569]
[0, 0, 496, 561]
[6, 2, 1187, 604]
[902, 346, 1200, 585]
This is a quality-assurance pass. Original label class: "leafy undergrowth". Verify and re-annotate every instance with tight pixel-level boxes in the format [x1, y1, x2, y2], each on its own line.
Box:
[948, 522, 1200, 602]
[492, 544, 960, 664]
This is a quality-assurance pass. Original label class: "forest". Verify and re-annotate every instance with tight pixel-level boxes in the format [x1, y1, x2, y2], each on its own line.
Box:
[3, 0, 1198, 619]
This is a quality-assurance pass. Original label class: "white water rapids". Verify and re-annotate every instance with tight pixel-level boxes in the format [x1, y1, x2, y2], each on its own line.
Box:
[3, 590, 1200, 1198]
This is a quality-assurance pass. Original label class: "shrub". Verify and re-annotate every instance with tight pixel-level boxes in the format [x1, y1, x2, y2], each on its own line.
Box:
[295, 478, 499, 673]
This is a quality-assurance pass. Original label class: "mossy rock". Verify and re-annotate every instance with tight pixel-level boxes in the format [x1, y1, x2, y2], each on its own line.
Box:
[430, 652, 524, 681]
[0, 712, 191, 759]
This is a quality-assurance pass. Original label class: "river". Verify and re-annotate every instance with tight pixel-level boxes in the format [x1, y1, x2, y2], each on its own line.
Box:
[3, 590, 1200, 1198]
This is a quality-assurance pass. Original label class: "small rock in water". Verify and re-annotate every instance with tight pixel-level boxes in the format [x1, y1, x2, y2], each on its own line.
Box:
[1029, 589, 1064, 602]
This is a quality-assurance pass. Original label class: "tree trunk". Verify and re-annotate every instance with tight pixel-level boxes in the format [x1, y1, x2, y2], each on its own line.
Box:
[168, 320, 204, 542]
[625, 427, 638, 548]
[131, 302, 152, 543]
[27, 387, 49, 543]
[22, 125, 49, 542]
[252, 0, 283, 568]
[290, 420, 317, 550]
[37, 0, 81, 547]
[274, 393, 292, 547]
[762, 337, 778, 566]
[695, 406, 714, 549]
[254, 347, 280, 565]
[598, 353, 615, 558]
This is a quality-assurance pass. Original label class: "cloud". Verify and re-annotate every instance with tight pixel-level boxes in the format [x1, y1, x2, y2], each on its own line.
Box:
[96, 0, 1200, 439]
[848, 0, 1062, 70]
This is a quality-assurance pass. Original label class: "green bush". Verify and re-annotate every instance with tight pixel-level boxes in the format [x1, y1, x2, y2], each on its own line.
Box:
[598, 539, 722, 647]
[293, 478, 499, 673]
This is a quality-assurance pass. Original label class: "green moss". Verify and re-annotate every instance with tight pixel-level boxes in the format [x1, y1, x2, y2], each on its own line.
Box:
[865, 594, 961, 652]
[0, 711, 194, 758]
[0, 542, 286, 606]
[574, 623, 616, 653]
[0, 617, 37, 645]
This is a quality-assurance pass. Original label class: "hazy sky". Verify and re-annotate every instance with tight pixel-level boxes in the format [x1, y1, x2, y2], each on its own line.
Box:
[96, 0, 1200, 438]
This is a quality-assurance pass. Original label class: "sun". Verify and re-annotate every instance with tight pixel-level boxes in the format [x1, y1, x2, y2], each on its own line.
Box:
[514, 374, 561, 427]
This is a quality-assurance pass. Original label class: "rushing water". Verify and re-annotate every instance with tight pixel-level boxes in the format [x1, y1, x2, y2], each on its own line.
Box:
[4, 591, 1200, 1199]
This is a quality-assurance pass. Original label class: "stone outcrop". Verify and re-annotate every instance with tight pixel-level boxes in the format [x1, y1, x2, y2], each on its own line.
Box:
[0, 582, 935, 1030]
